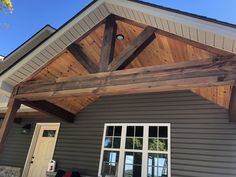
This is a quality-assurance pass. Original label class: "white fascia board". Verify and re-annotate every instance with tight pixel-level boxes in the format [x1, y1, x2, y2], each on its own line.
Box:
[0, 0, 107, 81]
[105, 0, 236, 40]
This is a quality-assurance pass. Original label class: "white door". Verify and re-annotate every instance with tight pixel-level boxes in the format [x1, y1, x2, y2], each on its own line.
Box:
[26, 124, 60, 177]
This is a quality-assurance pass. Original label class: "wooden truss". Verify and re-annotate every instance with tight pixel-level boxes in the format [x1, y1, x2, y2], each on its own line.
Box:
[1, 15, 236, 151]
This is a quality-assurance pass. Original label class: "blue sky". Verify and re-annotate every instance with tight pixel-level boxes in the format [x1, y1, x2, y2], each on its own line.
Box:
[1, 0, 236, 56]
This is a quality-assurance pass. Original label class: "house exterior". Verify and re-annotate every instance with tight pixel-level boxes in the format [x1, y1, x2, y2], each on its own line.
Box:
[0, 0, 236, 177]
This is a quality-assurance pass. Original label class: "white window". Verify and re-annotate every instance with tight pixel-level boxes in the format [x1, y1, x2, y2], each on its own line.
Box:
[98, 123, 171, 177]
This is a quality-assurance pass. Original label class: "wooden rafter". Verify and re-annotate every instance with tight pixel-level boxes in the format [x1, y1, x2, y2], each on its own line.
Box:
[14, 56, 236, 101]
[229, 86, 236, 122]
[68, 43, 98, 73]
[109, 27, 156, 71]
[21, 100, 75, 123]
[0, 97, 21, 151]
[100, 15, 117, 72]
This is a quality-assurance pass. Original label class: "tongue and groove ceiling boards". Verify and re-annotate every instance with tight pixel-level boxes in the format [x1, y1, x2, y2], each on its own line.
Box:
[1, 0, 236, 114]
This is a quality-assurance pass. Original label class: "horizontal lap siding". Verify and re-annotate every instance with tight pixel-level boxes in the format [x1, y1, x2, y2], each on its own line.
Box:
[53, 91, 236, 177]
[0, 122, 35, 167]
[0, 91, 236, 177]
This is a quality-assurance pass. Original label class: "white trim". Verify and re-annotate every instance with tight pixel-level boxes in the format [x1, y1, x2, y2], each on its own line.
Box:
[98, 124, 106, 176]
[142, 125, 148, 177]
[98, 123, 171, 177]
[168, 124, 171, 177]
[117, 124, 126, 177]
[22, 123, 60, 177]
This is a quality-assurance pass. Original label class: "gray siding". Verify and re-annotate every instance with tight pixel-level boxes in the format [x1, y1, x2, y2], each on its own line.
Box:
[0, 121, 34, 167]
[0, 118, 55, 168]
[54, 91, 236, 177]
[1, 91, 236, 177]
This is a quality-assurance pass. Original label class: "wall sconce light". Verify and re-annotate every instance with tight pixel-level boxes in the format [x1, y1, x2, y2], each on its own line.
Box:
[22, 124, 32, 134]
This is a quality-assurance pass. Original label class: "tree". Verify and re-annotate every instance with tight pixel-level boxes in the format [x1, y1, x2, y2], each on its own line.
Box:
[0, 0, 13, 12]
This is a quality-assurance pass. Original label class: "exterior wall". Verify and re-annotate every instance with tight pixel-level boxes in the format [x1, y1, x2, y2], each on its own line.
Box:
[0, 121, 34, 168]
[0, 118, 55, 168]
[0, 91, 236, 177]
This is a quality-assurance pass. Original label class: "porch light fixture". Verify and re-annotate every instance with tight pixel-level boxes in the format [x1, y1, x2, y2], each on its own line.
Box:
[116, 34, 124, 40]
[21, 124, 32, 134]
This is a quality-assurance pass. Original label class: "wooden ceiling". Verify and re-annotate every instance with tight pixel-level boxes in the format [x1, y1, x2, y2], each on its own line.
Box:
[28, 20, 232, 113]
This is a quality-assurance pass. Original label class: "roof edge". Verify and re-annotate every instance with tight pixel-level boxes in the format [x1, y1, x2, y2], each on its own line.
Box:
[0, 0, 103, 78]
[135, 0, 236, 29]
[3, 25, 56, 60]
[0, 25, 56, 76]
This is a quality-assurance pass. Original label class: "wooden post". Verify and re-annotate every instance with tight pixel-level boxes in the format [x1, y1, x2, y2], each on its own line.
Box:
[229, 86, 236, 122]
[0, 97, 21, 151]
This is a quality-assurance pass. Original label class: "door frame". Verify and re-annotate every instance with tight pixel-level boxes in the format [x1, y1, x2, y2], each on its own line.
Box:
[22, 123, 60, 177]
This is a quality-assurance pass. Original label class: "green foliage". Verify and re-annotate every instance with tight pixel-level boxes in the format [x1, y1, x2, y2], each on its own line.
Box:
[149, 139, 167, 151]
[0, 0, 13, 12]
[133, 138, 142, 149]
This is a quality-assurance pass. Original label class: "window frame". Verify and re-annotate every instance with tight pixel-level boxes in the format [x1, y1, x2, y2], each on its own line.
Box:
[98, 123, 171, 177]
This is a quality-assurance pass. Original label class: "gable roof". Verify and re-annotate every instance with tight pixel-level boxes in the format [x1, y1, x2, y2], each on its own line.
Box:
[1, 0, 236, 96]
[0, 25, 55, 75]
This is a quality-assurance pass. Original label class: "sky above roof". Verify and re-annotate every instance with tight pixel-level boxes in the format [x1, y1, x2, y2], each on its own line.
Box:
[1, 0, 236, 56]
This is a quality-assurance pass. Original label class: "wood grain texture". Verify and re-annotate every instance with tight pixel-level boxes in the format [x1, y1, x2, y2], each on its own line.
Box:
[192, 85, 232, 109]
[109, 26, 156, 71]
[68, 44, 98, 73]
[0, 98, 21, 151]
[31, 51, 89, 81]
[26, 20, 233, 110]
[48, 96, 98, 114]
[229, 86, 236, 122]
[21, 101, 75, 123]
[28, 51, 94, 113]
[78, 20, 216, 69]
[15, 56, 236, 101]
[100, 15, 117, 72]
[76, 20, 232, 108]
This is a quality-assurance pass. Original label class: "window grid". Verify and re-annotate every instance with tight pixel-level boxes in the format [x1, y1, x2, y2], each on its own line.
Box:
[99, 123, 171, 177]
